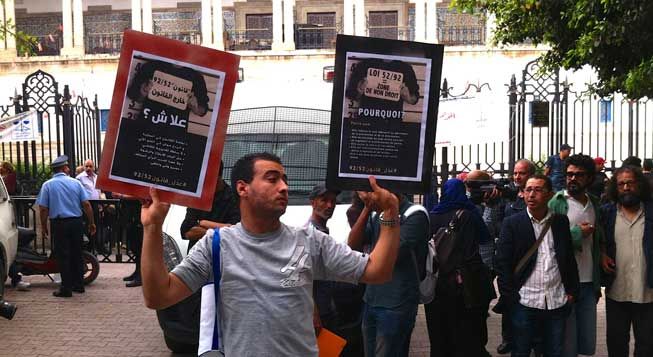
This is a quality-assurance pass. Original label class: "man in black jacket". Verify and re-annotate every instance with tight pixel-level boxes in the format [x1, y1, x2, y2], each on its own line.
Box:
[496, 174, 579, 357]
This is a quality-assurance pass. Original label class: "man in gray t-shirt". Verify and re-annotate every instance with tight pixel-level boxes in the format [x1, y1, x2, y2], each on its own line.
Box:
[139, 152, 401, 356]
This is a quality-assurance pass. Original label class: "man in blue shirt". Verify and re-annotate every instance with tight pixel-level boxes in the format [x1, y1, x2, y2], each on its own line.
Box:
[545, 144, 573, 192]
[37, 155, 96, 297]
[348, 193, 430, 356]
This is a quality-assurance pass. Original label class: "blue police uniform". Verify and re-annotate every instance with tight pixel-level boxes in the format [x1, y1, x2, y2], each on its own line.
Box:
[36, 155, 90, 297]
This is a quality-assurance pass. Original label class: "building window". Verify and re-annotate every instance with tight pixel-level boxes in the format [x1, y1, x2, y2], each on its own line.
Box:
[368, 11, 398, 40]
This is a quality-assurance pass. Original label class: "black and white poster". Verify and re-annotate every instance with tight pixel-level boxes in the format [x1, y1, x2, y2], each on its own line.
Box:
[98, 31, 239, 210]
[327, 35, 444, 193]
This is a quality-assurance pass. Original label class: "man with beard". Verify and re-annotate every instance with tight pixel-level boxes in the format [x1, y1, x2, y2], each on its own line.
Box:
[600, 166, 653, 357]
[548, 154, 604, 357]
[138, 152, 401, 356]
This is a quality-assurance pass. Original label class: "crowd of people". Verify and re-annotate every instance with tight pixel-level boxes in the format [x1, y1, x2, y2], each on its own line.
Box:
[5, 145, 653, 356]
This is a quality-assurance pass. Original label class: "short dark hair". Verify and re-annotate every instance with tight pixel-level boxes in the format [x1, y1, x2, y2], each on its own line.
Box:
[643, 158, 653, 171]
[515, 159, 536, 176]
[564, 154, 596, 177]
[622, 156, 642, 168]
[606, 166, 652, 203]
[527, 173, 553, 192]
[231, 152, 283, 189]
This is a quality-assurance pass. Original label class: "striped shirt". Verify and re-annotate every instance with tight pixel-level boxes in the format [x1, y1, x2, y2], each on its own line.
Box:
[519, 210, 568, 310]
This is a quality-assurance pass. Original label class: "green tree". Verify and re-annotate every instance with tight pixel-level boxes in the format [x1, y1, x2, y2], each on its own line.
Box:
[0, 0, 38, 56]
[452, 0, 653, 99]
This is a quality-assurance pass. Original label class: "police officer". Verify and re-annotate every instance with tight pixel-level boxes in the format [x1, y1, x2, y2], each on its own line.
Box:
[37, 155, 96, 297]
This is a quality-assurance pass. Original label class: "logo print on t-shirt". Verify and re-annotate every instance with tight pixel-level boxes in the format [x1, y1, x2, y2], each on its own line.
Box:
[280, 245, 310, 288]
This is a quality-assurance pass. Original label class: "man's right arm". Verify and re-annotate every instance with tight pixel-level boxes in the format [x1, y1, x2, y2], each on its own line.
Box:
[141, 188, 193, 309]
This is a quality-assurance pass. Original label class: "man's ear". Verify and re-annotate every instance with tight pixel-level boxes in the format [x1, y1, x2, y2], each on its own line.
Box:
[236, 180, 248, 198]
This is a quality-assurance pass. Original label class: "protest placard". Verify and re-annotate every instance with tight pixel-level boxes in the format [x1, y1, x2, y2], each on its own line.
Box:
[327, 35, 444, 193]
[97, 30, 239, 210]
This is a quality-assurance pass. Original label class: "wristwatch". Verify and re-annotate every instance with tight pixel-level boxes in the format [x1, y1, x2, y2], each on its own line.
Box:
[379, 211, 399, 227]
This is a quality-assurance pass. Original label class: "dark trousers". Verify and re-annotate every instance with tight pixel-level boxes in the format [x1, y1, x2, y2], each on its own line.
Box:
[511, 303, 569, 357]
[606, 298, 653, 357]
[425, 295, 489, 357]
[51, 217, 84, 292]
[502, 312, 512, 343]
[362, 303, 417, 357]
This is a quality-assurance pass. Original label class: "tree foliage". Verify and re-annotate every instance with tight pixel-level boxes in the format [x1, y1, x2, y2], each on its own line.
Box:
[0, 0, 38, 56]
[452, 0, 653, 99]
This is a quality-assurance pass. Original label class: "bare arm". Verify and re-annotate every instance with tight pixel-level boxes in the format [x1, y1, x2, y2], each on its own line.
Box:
[184, 221, 232, 240]
[355, 177, 400, 284]
[347, 204, 371, 251]
[141, 188, 193, 309]
[544, 167, 551, 176]
[82, 200, 96, 236]
[39, 206, 49, 237]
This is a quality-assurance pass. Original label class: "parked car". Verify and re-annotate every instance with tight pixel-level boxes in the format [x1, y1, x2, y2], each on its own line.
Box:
[0, 176, 18, 319]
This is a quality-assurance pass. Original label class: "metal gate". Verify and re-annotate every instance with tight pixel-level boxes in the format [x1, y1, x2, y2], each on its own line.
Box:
[0, 69, 101, 195]
[510, 59, 653, 172]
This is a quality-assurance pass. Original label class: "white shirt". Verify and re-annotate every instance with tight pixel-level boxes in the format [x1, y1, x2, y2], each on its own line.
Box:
[565, 191, 595, 282]
[519, 210, 568, 310]
[76, 171, 100, 200]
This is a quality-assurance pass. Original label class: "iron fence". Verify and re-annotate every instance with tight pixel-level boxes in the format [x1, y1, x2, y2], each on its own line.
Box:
[510, 59, 653, 173]
[226, 29, 272, 51]
[85, 32, 123, 55]
[0, 70, 101, 195]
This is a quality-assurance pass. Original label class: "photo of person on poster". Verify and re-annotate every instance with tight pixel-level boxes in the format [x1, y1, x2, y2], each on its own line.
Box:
[126, 59, 209, 122]
[345, 58, 420, 122]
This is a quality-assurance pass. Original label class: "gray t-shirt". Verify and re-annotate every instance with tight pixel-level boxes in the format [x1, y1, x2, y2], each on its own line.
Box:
[172, 222, 369, 356]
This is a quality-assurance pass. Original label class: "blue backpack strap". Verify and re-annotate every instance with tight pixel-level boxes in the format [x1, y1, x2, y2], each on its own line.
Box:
[211, 228, 222, 351]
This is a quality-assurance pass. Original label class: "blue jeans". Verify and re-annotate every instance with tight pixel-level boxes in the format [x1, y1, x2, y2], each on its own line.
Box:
[562, 283, 597, 356]
[511, 303, 570, 357]
[362, 303, 418, 357]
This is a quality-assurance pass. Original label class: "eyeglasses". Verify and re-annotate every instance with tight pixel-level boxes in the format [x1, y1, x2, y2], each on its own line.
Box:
[565, 171, 587, 178]
[524, 187, 549, 194]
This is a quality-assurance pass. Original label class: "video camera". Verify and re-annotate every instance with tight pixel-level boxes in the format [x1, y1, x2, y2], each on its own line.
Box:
[466, 178, 519, 205]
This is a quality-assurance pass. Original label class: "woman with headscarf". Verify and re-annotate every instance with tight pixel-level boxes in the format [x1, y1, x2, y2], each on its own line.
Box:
[425, 178, 494, 357]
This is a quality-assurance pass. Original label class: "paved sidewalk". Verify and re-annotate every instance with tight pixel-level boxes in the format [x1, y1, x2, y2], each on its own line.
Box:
[1, 263, 614, 356]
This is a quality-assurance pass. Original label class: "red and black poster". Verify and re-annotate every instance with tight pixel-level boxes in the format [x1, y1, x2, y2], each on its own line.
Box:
[97, 30, 240, 210]
[327, 35, 444, 193]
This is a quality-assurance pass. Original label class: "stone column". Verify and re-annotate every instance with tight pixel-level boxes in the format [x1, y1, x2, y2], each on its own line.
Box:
[72, 0, 84, 51]
[485, 12, 495, 47]
[201, 0, 212, 46]
[271, 0, 283, 50]
[343, 0, 354, 35]
[212, 0, 224, 50]
[61, 0, 73, 51]
[0, 0, 16, 58]
[414, 0, 425, 42]
[426, 0, 437, 43]
[131, 0, 142, 31]
[353, 0, 365, 36]
[142, 0, 153, 34]
[283, 0, 295, 50]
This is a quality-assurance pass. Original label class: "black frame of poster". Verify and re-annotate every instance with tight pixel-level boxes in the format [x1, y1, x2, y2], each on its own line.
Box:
[327, 35, 444, 193]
